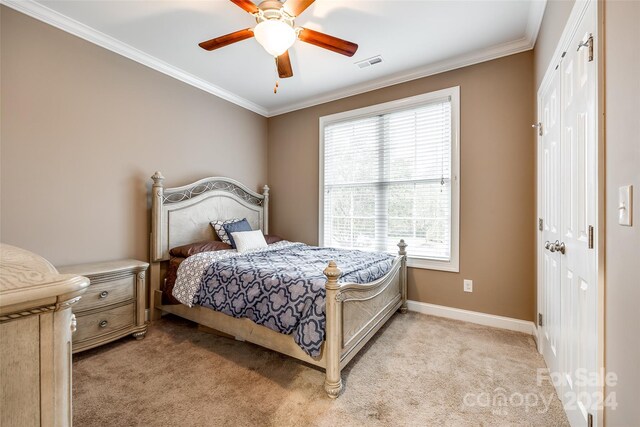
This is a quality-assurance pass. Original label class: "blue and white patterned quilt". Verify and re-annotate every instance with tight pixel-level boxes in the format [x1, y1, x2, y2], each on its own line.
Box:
[173, 241, 395, 357]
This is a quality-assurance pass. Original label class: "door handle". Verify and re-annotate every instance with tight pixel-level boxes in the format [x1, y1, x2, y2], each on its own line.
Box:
[544, 240, 565, 254]
[554, 241, 566, 254]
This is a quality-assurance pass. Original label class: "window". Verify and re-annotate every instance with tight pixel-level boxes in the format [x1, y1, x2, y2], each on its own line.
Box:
[319, 87, 460, 272]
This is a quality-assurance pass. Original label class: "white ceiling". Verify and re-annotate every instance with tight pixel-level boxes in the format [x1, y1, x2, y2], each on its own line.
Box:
[6, 0, 546, 116]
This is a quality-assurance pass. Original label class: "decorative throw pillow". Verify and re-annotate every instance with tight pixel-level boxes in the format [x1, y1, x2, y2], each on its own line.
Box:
[222, 218, 252, 248]
[232, 230, 268, 253]
[210, 218, 241, 245]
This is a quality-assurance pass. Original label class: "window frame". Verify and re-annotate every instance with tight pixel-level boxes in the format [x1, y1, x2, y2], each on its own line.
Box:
[318, 86, 460, 272]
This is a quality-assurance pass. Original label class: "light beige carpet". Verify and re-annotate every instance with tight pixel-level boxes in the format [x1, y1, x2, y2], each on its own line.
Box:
[73, 312, 569, 426]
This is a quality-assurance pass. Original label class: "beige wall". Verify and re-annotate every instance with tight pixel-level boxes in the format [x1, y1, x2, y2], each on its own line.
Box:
[0, 7, 268, 266]
[604, 1, 640, 425]
[534, 0, 575, 87]
[268, 52, 536, 321]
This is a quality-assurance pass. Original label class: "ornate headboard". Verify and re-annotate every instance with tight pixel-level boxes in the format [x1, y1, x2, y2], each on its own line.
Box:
[150, 172, 269, 262]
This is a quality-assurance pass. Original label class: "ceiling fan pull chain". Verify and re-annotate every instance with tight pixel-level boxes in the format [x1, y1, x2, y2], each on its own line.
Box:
[273, 57, 280, 94]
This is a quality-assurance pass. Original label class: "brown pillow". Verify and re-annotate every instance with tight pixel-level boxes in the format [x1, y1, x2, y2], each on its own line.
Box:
[169, 240, 232, 258]
[169, 235, 284, 258]
[264, 234, 284, 245]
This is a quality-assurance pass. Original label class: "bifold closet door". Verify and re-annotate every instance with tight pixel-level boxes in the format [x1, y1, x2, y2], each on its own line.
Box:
[559, 3, 598, 425]
[538, 1, 599, 425]
[540, 69, 563, 380]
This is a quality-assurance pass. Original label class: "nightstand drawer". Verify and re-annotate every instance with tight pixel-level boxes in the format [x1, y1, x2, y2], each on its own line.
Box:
[74, 303, 134, 343]
[75, 276, 134, 312]
[57, 258, 148, 352]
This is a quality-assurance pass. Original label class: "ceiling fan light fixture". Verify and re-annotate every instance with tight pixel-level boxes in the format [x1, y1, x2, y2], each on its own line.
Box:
[253, 19, 296, 57]
[198, 0, 358, 81]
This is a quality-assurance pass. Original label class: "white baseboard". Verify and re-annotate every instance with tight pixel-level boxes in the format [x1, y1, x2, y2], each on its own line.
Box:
[532, 324, 540, 348]
[407, 300, 537, 335]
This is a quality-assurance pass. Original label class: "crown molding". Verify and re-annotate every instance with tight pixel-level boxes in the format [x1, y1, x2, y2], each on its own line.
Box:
[0, 0, 269, 117]
[526, 0, 548, 47]
[268, 0, 547, 117]
[267, 36, 534, 116]
[2, 0, 547, 118]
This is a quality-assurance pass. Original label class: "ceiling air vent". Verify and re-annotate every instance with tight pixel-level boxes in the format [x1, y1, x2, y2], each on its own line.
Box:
[355, 55, 383, 69]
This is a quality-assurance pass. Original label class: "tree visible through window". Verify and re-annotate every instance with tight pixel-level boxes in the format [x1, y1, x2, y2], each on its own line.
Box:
[321, 91, 457, 266]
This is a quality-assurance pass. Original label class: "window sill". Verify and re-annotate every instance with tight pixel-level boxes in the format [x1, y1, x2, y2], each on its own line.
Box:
[406, 256, 459, 273]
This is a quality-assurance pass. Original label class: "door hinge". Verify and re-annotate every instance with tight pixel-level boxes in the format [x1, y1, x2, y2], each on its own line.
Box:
[538, 218, 544, 231]
[588, 225, 594, 249]
[538, 313, 543, 327]
[578, 34, 594, 62]
[588, 413, 593, 427]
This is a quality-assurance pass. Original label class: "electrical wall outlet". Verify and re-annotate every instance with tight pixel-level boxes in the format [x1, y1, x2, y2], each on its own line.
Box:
[464, 279, 473, 293]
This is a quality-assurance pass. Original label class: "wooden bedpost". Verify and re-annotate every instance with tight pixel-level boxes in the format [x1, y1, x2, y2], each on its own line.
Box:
[149, 171, 165, 321]
[323, 260, 343, 398]
[262, 185, 269, 234]
[398, 239, 408, 314]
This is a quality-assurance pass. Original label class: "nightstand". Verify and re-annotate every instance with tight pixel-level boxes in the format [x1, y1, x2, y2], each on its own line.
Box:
[57, 259, 148, 353]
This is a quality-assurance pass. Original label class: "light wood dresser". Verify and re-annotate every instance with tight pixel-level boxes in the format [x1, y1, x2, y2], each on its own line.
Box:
[57, 259, 149, 353]
[0, 243, 89, 426]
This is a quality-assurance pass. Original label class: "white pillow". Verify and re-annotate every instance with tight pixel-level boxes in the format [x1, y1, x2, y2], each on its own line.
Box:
[231, 230, 268, 253]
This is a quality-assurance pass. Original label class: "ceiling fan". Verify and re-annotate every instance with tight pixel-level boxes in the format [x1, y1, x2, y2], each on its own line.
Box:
[198, 0, 359, 80]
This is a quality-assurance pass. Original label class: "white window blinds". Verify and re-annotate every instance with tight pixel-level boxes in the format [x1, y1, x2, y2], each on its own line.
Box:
[322, 97, 453, 260]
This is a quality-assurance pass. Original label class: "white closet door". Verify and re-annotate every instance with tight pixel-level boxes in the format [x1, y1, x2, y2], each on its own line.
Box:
[539, 69, 563, 380]
[559, 2, 598, 425]
[538, 1, 600, 425]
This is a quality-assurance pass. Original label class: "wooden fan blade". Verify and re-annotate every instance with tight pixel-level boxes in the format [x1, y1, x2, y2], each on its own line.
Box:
[230, 0, 258, 14]
[298, 28, 358, 57]
[276, 51, 293, 78]
[198, 28, 253, 51]
[283, 0, 315, 17]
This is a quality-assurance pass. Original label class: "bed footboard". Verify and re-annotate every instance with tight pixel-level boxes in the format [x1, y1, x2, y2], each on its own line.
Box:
[323, 240, 408, 398]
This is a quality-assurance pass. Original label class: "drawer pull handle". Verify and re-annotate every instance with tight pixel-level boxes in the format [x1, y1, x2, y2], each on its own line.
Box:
[99, 320, 108, 328]
[99, 291, 109, 299]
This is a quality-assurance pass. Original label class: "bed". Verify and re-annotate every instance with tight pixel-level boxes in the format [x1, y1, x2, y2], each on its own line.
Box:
[148, 171, 407, 398]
